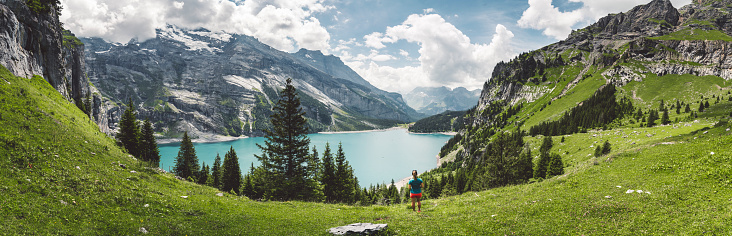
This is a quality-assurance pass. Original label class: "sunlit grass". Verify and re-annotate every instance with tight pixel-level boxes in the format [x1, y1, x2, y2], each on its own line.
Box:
[2, 63, 732, 234]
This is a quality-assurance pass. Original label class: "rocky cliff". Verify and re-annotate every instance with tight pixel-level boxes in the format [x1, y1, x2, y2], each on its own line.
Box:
[82, 25, 419, 139]
[449, 0, 732, 161]
[475, 0, 731, 120]
[0, 0, 115, 133]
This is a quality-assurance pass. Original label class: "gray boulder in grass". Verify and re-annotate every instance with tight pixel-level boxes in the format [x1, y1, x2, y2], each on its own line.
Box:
[328, 223, 388, 235]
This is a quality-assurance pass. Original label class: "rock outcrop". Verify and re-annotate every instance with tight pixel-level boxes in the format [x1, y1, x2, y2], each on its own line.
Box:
[453, 0, 732, 161]
[328, 223, 388, 235]
[0, 0, 115, 133]
[476, 0, 732, 114]
[0, 0, 89, 103]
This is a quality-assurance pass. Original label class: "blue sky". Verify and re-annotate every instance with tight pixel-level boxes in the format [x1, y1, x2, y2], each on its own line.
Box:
[60, 0, 692, 93]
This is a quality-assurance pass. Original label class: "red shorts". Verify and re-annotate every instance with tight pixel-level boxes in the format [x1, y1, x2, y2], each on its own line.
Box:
[410, 193, 422, 199]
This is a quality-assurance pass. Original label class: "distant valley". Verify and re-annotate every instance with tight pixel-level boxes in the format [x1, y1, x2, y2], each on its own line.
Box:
[403, 86, 481, 116]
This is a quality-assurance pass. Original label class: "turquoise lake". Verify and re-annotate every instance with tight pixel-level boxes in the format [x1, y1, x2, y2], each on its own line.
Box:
[158, 128, 452, 186]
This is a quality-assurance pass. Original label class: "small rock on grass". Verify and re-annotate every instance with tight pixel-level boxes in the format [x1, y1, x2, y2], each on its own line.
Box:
[216, 193, 224, 197]
[181, 196, 188, 199]
[139, 227, 148, 234]
[328, 223, 387, 235]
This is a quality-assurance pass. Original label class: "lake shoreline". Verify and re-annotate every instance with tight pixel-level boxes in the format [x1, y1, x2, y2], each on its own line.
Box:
[318, 126, 404, 134]
[158, 127, 456, 144]
[157, 134, 249, 145]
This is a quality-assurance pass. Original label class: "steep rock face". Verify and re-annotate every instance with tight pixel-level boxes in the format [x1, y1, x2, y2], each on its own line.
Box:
[292, 48, 422, 119]
[83, 26, 417, 138]
[603, 39, 732, 85]
[475, 0, 732, 115]
[0, 0, 88, 102]
[0, 0, 113, 133]
[588, 0, 680, 38]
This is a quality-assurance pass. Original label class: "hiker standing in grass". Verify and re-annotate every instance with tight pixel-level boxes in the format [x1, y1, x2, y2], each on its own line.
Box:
[408, 170, 424, 212]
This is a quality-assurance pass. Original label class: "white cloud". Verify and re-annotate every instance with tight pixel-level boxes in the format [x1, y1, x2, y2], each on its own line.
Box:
[518, 0, 693, 40]
[364, 32, 386, 49]
[348, 62, 432, 94]
[423, 8, 435, 14]
[399, 49, 409, 57]
[60, 0, 334, 52]
[352, 13, 516, 93]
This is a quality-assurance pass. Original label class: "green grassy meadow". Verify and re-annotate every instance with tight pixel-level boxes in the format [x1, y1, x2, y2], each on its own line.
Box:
[2, 59, 732, 235]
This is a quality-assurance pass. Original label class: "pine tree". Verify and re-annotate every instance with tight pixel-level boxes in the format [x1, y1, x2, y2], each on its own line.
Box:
[254, 78, 317, 201]
[334, 143, 355, 203]
[699, 101, 705, 112]
[685, 104, 691, 113]
[242, 163, 265, 200]
[659, 99, 665, 111]
[173, 131, 199, 180]
[534, 136, 553, 179]
[118, 99, 141, 157]
[539, 136, 553, 154]
[602, 140, 612, 155]
[211, 153, 222, 189]
[308, 146, 321, 182]
[517, 144, 534, 182]
[140, 119, 160, 166]
[547, 153, 564, 177]
[197, 163, 209, 185]
[635, 108, 644, 120]
[647, 109, 658, 127]
[661, 109, 670, 125]
[320, 143, 336, 202]
[594, 145, 603, 157]
[222, 146, 242, 195]
[705, 101, 710, 109]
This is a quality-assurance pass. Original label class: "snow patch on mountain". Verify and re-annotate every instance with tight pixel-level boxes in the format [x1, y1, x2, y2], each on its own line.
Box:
[224, 75, 262, 91]
[159, 26, 220, 52]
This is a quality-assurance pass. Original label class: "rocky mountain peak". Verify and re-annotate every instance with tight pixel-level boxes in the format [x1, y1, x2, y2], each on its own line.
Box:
[81, 25, 420, 138]
[587, 0, 679, 38]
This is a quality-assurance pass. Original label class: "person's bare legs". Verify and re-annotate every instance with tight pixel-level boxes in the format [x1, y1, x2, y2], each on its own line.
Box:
[411, 197, 416, 211]
[417, 197, 421, 212]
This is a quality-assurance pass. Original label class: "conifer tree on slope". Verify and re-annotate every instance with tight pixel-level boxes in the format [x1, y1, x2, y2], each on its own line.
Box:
[321, 143, 336, 202]
[173, 131, 199, 180]
[334, 143, 356, 203]
[222, 146, 242, 195]
[210, 153, 223, 189]
[140, 119, 161, 166]
[547, 153, 564, 177]
[118, 98, 141, 157]
[533, 136, 553, 179]
[197, 162, 210, 185]
[255, 78, 318, 201]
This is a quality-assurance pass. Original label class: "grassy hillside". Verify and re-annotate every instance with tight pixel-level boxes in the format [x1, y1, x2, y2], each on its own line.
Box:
[3, 59, 732, 234]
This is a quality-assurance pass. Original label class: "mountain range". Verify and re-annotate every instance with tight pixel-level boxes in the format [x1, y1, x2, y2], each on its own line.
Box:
[403, 86, 481, 116]
[446, 0, 732, 162]
[80, 25, 420, 139]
